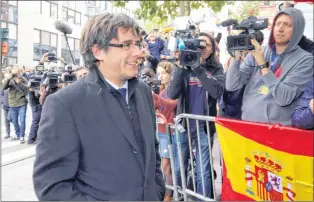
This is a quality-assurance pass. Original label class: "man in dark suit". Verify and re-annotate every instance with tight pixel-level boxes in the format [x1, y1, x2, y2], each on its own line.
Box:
[33, 13, 165, 201]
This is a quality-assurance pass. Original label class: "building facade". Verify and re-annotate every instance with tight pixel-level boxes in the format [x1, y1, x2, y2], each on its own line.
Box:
[1, 0, 139, 68]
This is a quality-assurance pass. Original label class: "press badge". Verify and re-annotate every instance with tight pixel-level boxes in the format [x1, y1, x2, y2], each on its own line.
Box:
[258, 85, 269, 95]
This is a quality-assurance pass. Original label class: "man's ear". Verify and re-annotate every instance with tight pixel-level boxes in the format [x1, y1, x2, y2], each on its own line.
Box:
[91, 45, 104, 60]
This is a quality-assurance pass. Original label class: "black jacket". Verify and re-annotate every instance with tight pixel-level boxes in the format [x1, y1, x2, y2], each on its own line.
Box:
[299, 35, 314, 56]
[167, 57, 225, 135]
[33, 67, 165, 200]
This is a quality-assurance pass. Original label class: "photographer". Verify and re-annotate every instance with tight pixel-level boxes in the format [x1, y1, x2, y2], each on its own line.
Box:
[2, 67, 29, 143]
[27, 87, 42, 144]
[226, 8, 313, 126]
[39, 77, 62, 106]
[167, 32, 225, 198]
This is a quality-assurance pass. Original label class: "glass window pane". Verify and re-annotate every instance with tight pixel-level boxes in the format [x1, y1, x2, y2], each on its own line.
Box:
[68, 37, 74, 51]
[33, 29, 40, 43]
[51, 4, 58, 18]
[7, 39, 18, 57]
[75, 39, 80, 51]
[41, 31, 50, 46]
[9, 7, 18, 23]
[62, 8, 67, 20]
[42, 1, 50, 17]
[61, 36, 67, 49]
[51, 33, 57, 47]
[1, 22, 7, 28]
[82, 15, 88, 25]
[62, 1, 68, 7]
[7, 57, 17, 66]
[75, 12, 81, 25]
[8, 23, 17, 40]
[68, 10, 75, 24]
[9, 1, 17, 6]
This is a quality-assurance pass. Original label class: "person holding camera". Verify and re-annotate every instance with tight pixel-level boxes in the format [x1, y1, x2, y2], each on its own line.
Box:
[27, 86, 42, 144]
[167, 32, 225, 198]
[226, 8, 313, 126]
[2, 67, 29, 143]
[1, 71, 13, 139]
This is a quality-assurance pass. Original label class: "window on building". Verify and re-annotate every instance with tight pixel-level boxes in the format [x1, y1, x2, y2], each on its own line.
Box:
[8, 6, 18, 23]
[75, 39, 80, 51]
[50, 3, 58, 19]
[8, 1, 17, 6]
[8, 23, 17, 40]
[41, 31, 50, 46]
[62, 7, 67, 20]
[75, 12, 81, 25]
[33, 30, 58, 61]
[7, 57, 18, 66]
[67, 9, 75, 24]
[7, 39, 18, 58]
[1, 22, 7, 28]
[82, 14, 88, 25]
[33, 29, 40, 44]
[61, 36, 81, 64]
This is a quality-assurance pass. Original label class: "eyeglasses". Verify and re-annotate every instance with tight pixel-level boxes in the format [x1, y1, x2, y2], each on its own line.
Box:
[108, 41, 143, 50]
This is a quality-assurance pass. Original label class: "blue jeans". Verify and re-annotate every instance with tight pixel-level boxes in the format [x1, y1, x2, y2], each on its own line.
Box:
[173, 130, 214, 198]
[10, 105, 27, 138]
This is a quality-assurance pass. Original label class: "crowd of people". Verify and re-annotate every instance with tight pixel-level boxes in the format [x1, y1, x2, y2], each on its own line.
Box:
[0, 2, 313, 201]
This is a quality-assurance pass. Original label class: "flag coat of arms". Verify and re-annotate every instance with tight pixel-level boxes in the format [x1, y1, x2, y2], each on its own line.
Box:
[215, 117, 313, 201]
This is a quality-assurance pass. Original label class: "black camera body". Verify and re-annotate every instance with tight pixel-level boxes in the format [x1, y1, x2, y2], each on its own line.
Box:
[63, 64, 77, 83]
[138, 73, 161, 94]
[45, 72, 61, 88]
[47, 52, 57, 62]
[172, 29, 206, 69]
[224, 18, 268, 51]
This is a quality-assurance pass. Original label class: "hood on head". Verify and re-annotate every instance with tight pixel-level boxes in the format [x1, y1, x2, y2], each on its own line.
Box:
[268, 7, 305, 53]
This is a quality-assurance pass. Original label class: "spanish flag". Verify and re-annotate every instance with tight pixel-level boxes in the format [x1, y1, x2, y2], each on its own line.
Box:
[215, 117, 313, 201]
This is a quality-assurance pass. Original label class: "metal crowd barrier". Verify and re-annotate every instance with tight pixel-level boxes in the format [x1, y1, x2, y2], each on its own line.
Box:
[156, 113, 220, 201]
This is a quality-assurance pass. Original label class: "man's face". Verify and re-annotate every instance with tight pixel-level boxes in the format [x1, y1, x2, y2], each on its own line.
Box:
[76, 68, 89, 79]
[198, 36, 212, 61]
[95, 27, 142, 81]
[273, 14, 293, 45]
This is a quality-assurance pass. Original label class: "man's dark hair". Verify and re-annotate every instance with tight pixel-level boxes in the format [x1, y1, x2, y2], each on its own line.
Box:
[80, 13, 141, 68]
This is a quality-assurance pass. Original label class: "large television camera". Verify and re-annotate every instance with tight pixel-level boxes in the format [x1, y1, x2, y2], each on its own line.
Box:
[222, 17, 268, 51]
[62, 64, 77, 83]
[168, 22, 207, 69]
[28, 65, 45, 89]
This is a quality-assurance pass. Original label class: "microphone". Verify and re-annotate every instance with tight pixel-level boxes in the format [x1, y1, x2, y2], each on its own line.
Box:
[54, 20, 72, 35]
[221, 19, 238, 27]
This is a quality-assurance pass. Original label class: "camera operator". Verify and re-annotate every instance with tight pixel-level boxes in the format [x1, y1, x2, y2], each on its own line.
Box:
[167, 32, 225, 198]
[2, 67, 29, 143]
[39, 75, 62, 105]
[27, 86, 42, 144]
[226, 8, 313, 126]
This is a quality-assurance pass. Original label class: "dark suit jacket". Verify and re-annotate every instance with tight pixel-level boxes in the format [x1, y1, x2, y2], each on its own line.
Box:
[33, 67, 165, 201]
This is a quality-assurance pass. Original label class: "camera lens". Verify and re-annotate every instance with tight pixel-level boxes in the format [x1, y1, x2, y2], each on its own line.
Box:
[184, 52, 197, 65]
[238, 38, 246, 46]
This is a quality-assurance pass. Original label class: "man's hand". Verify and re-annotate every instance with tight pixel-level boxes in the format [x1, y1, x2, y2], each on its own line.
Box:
[309, 99, 314, 114]
[40, 52, 49, 64]
[250, 39, 266, 65]
[160, 55, 166, 59]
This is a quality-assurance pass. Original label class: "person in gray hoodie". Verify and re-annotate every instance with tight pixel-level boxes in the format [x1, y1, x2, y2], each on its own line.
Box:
[226, 7, 313, 126]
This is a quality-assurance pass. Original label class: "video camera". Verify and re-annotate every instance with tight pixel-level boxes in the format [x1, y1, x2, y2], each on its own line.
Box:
[168, 22, 207, 69]
[62, 64, 77, 83]
[138, 73, 161, 94]
[222, 18, 268, 51]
